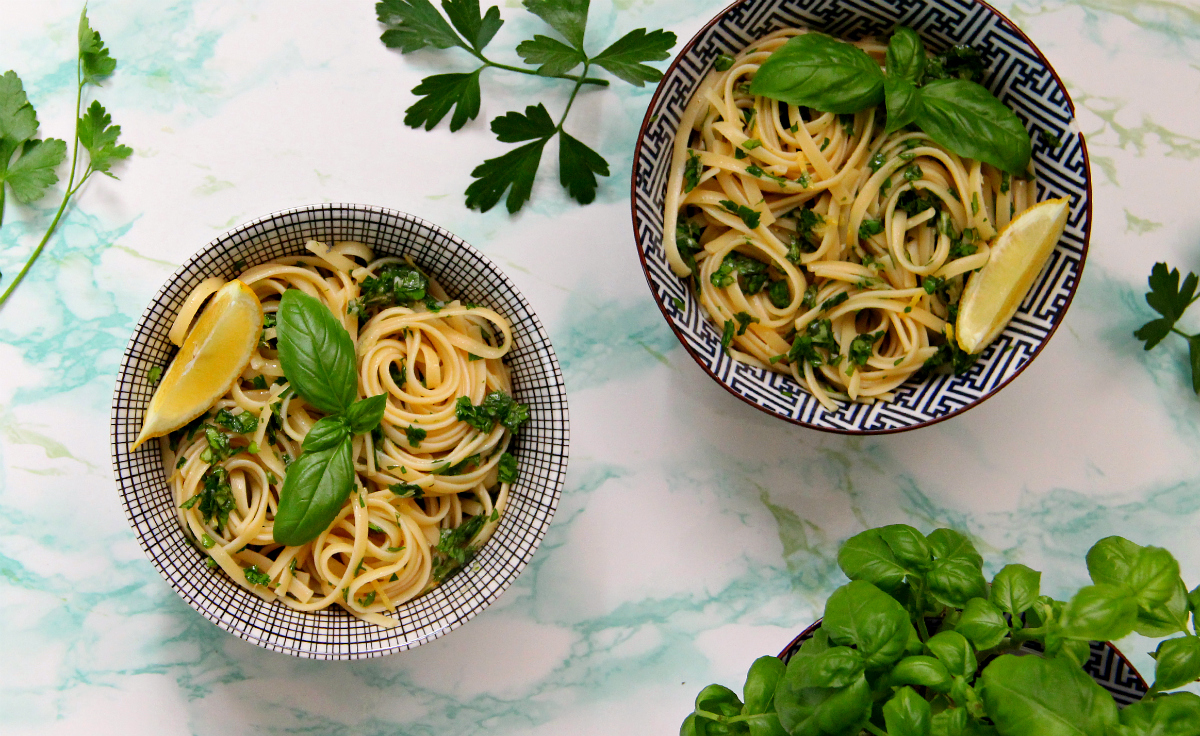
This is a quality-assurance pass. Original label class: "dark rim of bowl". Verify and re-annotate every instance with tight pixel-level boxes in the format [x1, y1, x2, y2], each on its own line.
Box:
[630, 0, 1093, 435]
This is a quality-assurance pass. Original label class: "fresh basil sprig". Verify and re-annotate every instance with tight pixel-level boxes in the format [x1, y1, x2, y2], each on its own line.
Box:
[683, 526, 1200, 736]
[748, 27, 1032, 174]
[272, 291, 388, 546]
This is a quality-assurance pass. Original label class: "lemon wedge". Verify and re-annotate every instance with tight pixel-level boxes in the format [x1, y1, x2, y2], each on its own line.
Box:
[956, 197, 1070, 354]
[132, 280, 263, 450]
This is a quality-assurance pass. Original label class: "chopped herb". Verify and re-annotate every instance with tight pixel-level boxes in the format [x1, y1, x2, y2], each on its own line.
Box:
[719, 201, 761, 230]
[404, 424, 427, 447]
[922, 44, 985, 84]
[821, 291, 849, 311]
[671, 297, 685, 310]
[368, 522, 384, 533]
[971, 192, 980, 215]
[894, 357, 905, 366]
[430, 514, 486, 582]
[684, 149, 702, 193]
[879, 177, 892, 196]
[205, 558, 218, 569]
[204, 426, 236, 462]
[247, 441, 259, 454]
[214, 408, 258, 435]
[795, 288, 816, 313]
[433, 453, 481, 476]
[903, 164, 922, 182]
[848, 330, 886, 368]
[498, 452, 518, 484]
[468, 353, 483, 361]
[387, 546, 405, 553]
[250, 375, 269, 390]
[840, 113, 854, 138]
[896, 187, 941, 217]
[767, 280, 791, 309]
[147, 366, 163, 384]
[721, 319, 735, 350]
[789, 123, 799, 133]
[786, 318, 839, 366]
[391, 482, 424, 499]
[676, 218, 705, 284]
[742, 138, 763, 151]
[904, 306, 912, 313]
[180, 495, 200, 510]
[1043, 130, 1062, 149]
[734, 148, 747, 160]
[358, 263, 429, 310]
[710, 252, 770, 294]
[424, 295, 443, 312]
[1001, 171, 1011, 194]
[869, 152, 887, 172]
[819, 137, 830, 151]
[244, 565, 271, 587]
[455, 391, 529, 434]
[389, 363, 406, 388]
[490, 508, 500, 522]
[859, 219, 884, 239]
[734, 311, 757, 336]
[745, 163, 790, 186]
[898, 150, 916, 161]
[360, 591, 377, 606]
[176, 455, 188, 469]
[714, 53, 735, 71]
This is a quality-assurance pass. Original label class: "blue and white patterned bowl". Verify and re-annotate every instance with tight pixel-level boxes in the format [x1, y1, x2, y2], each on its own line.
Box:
[631, 0, 1090, 433]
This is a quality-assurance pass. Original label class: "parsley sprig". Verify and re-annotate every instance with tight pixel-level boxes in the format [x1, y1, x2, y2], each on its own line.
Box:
[1135, 262, 1200, 392]
[0, 8, 130, 308]
[376, 0, 675, 213]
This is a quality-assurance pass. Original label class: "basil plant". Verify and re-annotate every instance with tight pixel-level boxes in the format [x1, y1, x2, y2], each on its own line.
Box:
[682, 526, 1200, 736]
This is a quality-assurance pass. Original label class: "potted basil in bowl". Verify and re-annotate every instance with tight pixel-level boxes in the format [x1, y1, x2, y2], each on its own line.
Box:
[682, 526, 1200, 735]
[631, 0, 1090, 433]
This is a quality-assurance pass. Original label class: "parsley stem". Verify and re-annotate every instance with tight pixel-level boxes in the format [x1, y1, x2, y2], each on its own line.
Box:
[1171, 327, 1197, 339]
[0, 68, 86, 310]
[555, 62, 590, 131]
[474, 53, 608, 86]
[864, 724, 889, 736]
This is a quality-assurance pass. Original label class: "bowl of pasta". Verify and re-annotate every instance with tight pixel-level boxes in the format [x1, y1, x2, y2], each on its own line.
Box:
[111, 203, 569, 658]
[632, 0, 1090, 432]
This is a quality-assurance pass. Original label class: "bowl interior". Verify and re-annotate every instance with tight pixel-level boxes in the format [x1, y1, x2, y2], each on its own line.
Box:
[632, 0, 1089, 433]
[111, 203, 569, 658]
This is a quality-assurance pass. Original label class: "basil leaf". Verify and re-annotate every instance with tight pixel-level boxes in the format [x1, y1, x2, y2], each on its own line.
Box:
[884, 77, 922, 134]
[886, 26, 926, 83]
[277, 290, 358, 414]
[822, 580, 916, 670]
[789, 646, 865, 689]
[979, 654, 1119, 736]
[774, 672, 871, 736]
[302, 415, 350, 453]
[990, 563, 1041, 616]
[272, 436, 354, 546]
[1137, 578, 1191, 637]
[1086, 535, 1141, 588]
[955, 597, 1009, 650]
[1059, 583, 1138, 642]
[927, 528, 983, 567]
[913, 78, 1032, 174]
[344, 394, 388, 435]
[748, 32, 884, 114]
[837, 528, 908, 590]
[878, 524, 932, 570]
[890, 655, 952, 692]
[1153, 635, 1200, 691]
[742, 655, 786, 714]
[695, 683, 743, 716]
[927, 558, 988, 608]
[1119, 692, 1200, 734]
[925, 631, 975, 678]
[883, 686, 931, 736]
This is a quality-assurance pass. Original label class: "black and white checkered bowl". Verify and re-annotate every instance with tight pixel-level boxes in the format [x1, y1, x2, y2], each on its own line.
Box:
[111, 203, 569, 658]
[632, 0, 1090, 433]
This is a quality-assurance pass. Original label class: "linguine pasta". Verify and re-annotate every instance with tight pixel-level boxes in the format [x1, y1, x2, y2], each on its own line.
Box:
[163, 240, 521, 628]
[664, 29, 1037, 410]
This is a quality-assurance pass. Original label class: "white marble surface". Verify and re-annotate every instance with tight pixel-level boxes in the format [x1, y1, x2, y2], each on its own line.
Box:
[3, 0, 1200, 733]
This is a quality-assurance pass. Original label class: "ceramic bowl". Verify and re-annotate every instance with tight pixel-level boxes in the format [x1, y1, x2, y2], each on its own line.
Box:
[631, 0, 1090, 433]
[111, 203, 569, 659]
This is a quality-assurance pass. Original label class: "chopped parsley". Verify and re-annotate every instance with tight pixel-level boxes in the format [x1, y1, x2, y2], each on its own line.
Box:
[734, 311, 757, 336]
[848, 330, 886, 369]
[214, 408, 258, 435]
[244, 565, 271, 587]
[498, 452, 518, 484]
[250, 375, 269, 390]
[742, 138, 762, 151]
[721, 319, 735, 350]
[454, 391, 529, 434]
[821, 291, 849, 312]
[390, 483, 424, 499]
[903, 164, 922, 182]
[923, 276, 946, 294]
[767, 280, 791, 309]
[869, 151, 887, 173]
[684, 149, 702, 193]
[711, 252, 770, 294]
[431, 514, 487, 582]
[358, 263, 429, 310]
[147, 366, 162, 384]
[404, 424, 427, 448]
[859, 219, 884, 239]
[714, 53, 735, 71]
[719, 200, 761, 229]
[745, 164, 789, 186]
